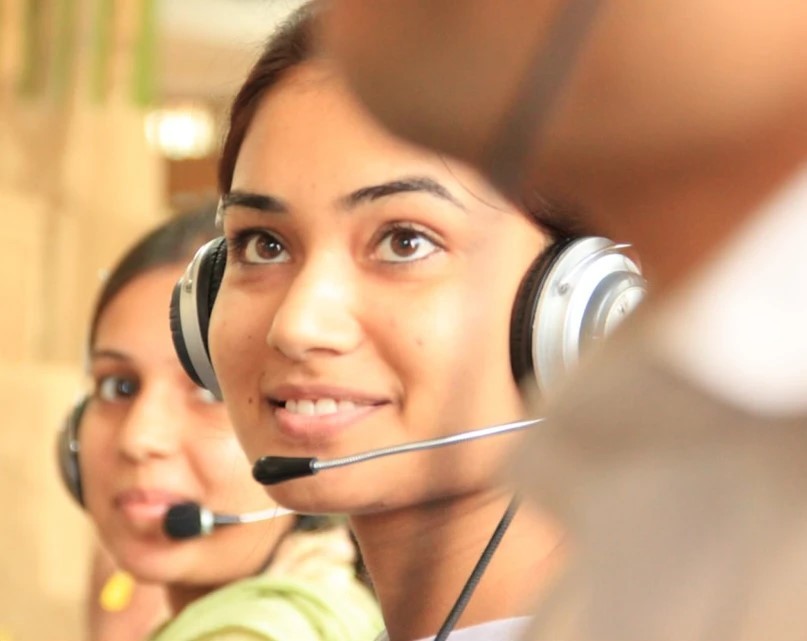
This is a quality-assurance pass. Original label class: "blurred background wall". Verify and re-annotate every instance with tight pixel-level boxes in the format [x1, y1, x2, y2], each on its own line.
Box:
[0, 1, 302, 639]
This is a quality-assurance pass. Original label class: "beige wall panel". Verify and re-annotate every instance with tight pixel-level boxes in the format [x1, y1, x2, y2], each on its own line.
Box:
[0, 192, 165, 365]
[0, 191, 46, 363]
[60, 98, 165, 222]
[0, 362, 89, 641]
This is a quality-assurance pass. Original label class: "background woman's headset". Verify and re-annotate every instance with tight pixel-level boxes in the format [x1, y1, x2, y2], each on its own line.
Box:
[168, 235, 646, 399]
[57, 396, 88, 505]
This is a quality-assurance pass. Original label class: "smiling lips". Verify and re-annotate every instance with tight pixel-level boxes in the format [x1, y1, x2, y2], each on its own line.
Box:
[283, 398, 361, 416]
[270, 390, 389, 440]
[115, 488, 187, 524]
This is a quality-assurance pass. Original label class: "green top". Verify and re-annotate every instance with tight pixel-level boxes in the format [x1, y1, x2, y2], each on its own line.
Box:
[149, 527, 382, 641]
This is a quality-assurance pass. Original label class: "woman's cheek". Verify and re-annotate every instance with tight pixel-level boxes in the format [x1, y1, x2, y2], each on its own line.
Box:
[210, 287, 255, 392]
[208, 292, 229, 383]
[397, 290, 479, 383]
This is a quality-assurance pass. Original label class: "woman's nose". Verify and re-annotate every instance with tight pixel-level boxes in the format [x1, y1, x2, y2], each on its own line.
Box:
[117, 384, 182, 463]
[266, 255, 363, 362]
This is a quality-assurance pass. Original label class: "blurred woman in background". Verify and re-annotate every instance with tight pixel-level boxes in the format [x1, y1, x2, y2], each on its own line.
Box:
[59, 204, 381, 641]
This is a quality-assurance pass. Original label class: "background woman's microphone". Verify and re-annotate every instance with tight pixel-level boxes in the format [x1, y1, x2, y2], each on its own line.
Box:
[163, 502, 294, 540]
[252, 417, 545, 485]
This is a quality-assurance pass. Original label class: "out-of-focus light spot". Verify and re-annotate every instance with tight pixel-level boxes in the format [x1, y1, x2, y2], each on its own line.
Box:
[145, 104, 216, 160]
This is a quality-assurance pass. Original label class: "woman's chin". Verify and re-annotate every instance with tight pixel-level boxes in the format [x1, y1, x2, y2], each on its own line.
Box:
[111, 544, 186, 585]
[265, 481, 367, 517]
[114, 559, 167, 585]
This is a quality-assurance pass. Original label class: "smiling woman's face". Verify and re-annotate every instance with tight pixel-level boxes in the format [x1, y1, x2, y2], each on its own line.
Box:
[80, 264, 285, 587]
[210, 64, 549, 515]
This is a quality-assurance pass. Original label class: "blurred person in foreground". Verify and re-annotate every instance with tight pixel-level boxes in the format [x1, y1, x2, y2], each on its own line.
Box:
[318, 1, 807, 639]
[320, 0, 806, 289]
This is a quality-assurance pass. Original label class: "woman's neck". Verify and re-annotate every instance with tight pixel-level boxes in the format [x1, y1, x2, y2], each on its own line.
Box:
[163, 516, 298, 616]
[352, 489, 563, 641]
[164, 582, 217, 616]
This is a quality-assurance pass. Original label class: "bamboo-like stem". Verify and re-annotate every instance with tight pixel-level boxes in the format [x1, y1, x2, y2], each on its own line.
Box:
[18, 0, 45, 96]
[52, 0, 78, 100]
[131, 0, 156, 106]
[90, 0, 113, 102]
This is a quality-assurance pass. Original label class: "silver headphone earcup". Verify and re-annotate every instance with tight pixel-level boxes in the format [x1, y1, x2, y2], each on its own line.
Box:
[510, 238, 574, 384]
[512, 236, 646, 393]
[169, 237, 227, 399]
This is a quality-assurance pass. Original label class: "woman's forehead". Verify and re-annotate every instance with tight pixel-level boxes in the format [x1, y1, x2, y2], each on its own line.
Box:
[236, 70, 515, 213]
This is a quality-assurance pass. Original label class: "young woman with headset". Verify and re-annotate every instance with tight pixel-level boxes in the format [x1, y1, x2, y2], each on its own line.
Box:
[171, 5, 645, 641]
[57, 205, 381, 641]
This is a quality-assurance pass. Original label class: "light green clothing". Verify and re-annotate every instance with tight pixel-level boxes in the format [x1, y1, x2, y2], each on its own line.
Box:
[149, 525, 382, 641]
[149, 573, 381, 641]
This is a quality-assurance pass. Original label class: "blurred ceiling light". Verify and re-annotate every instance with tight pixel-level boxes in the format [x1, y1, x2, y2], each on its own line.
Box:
[144, 104, 216, 160]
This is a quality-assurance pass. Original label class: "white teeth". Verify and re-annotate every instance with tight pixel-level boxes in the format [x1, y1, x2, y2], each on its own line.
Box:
[297, 399, 315, 415]
[315, 398, 338, 415]
[283, 398, 358, 416]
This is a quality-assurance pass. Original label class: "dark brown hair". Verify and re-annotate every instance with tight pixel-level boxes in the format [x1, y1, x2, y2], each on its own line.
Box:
[88, 203, 219, 347]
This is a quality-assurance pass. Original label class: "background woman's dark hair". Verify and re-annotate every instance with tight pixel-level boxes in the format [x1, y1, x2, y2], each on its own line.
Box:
[88, 202, 219, 347]
[218, 2, 586, 238]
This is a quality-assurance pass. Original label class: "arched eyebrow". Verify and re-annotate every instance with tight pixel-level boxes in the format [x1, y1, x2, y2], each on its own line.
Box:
[219, 175, 466, 219]
[220, 191, 288, 215]
[340, 176, 466, 211]
[89, 349, 132, 363]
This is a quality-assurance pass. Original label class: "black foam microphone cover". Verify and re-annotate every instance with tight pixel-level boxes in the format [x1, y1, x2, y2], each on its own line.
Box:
[164, 502, 205, 540]
[252, 456, 317, 485]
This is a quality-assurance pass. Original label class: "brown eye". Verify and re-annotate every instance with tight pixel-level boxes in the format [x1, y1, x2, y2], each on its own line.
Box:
[375, 227, 439, 263]
[390, 230, 421, 257]
[242, 232, 289, 264]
